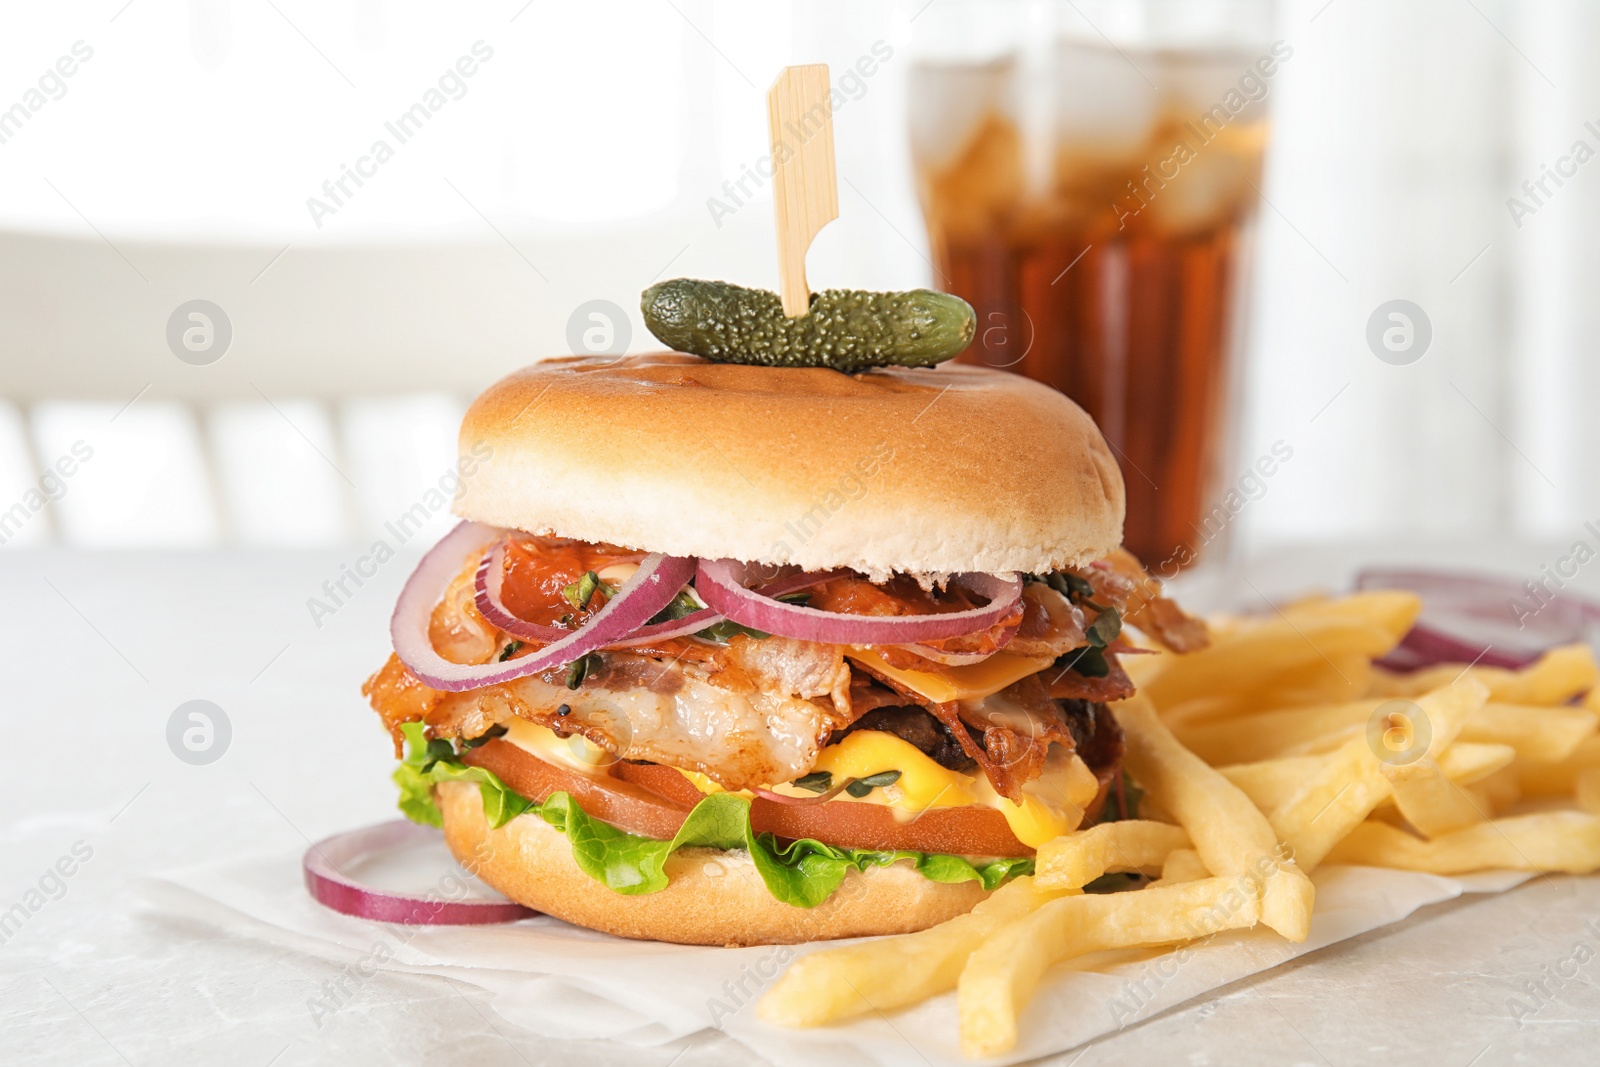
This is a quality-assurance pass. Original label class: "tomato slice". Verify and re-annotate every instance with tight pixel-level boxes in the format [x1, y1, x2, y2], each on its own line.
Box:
[614, 761, 714, 807]
[461, 739, 692, 841]
[471, 740, 1034, 857]
[750, 796, 1031, 856]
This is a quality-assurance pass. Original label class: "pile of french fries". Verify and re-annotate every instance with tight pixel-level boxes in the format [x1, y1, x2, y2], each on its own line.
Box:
[758, 591, 1600, 1057]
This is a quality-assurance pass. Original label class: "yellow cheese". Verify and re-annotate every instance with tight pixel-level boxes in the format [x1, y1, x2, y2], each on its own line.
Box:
[809, 730, 978, 810]
[501, 718, 609, 774]
[679, 769, 725, 795]
[780, 728, 1099, 849]
[999, 755, 1101, 847]
[845, 648, 1056, 704]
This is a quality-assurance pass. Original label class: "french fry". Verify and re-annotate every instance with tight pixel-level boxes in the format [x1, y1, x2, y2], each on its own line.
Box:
[1153, 646, 1376, 727]
[1459, 704, 1598, 763]
[1516, 736, 1600, 797]
[1324, 812, 1600, 874]
[1034, 820, 1191, 890]
[1158, 848, 1211, 883]
[760, 595, 1600, 1059]
[756, 876, 1060, 1027]
[1278, 590, 1423, 634]
[1178, 699, 1381, 765]
[1438, 742, 1520, 784]
[1463, 765, 1523, 816]
[957, 877, 1262, 1057]
[1269, 679, 1487, 870]
[1221, 743, 1514, 813]
[1384, 758, 1488, 838]
[1576, 769, 1600, 814]
[1368, 644, 1598, 706]
[1183, 698, 1593, 766]
[1117, 696, 1314, 941]
[1140, 592, 1417, 725]
[1268, 736, 1389, 871]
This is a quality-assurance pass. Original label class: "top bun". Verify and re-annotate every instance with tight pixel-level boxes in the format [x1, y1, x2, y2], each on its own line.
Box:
[454, 353, 1123, 579]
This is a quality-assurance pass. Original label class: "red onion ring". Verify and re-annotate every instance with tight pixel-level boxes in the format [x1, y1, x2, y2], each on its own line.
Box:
[1382, 623, 1537, 672]
[695, 559, 1023, 646]
[474, 539, 724, 648]
[606, 593, 722, 646]
[473, 541, 570, 643]
[755, 569, 849, 597]
[303, 820, 534, 925]
[754, 783, 850, 806]
[1356, 567, 1600, 671]
[897, 620, 1020, 666]
[392, 521, 695, 691]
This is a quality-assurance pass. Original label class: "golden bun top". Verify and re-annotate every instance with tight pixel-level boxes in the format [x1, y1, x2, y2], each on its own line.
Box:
[454, 353, 1124, 578]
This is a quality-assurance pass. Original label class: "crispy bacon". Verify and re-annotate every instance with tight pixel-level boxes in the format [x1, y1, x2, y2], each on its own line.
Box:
[849, 657, 1083, 802]
[1005, 583, 1090, 658]
[1095, 548, 1211, 653]
[364, 653, 445, 756]
[1044, 652, 1137, 703]
[956, 674, 1082, 801]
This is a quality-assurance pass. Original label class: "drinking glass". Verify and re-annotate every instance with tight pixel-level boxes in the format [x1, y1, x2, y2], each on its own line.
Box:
[910, 0, 1278, 570]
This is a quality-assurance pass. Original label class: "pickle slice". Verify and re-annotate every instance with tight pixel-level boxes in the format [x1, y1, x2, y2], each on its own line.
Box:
[641, 279, 975, 373]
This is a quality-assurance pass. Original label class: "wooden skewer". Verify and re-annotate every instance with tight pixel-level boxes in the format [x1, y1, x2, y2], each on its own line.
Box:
[767, 64, 838, 318]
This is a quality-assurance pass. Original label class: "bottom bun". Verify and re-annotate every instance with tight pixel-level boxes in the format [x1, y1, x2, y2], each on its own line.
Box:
[436, 780, 993, 947]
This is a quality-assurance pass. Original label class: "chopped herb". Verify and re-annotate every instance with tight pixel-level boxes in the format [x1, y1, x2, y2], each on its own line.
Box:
[647, 590, 702, 626]
[1047, 571, 1096, 602]
[775, 592, 812, 605]
[1098, 771, 1143, 823]
[556, 703, 572, 717]
[562, 571, 604, 611]
[566, 652, 602, 690]
[421, 737, 456, 772]
[695, 618, 770, 643]
[845, 770, 902, 798]
[1085, 605, 1122, 648]
[460, 724, 508, 750]
[1059, 645, 1110, 678]
[792, 771, 834, 793]
[497, 640, 524, 662]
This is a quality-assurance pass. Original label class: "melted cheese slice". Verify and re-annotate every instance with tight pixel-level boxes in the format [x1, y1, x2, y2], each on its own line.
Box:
[502, 718, 610, 774]
[844, 649, 1056, 704]
[510, 713, 1097, 850]
[775, 729, 1100, 848]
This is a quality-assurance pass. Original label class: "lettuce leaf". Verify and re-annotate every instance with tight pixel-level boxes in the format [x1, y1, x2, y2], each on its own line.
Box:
[394, 724, 1033, 907]
[395, 722, 532, 829]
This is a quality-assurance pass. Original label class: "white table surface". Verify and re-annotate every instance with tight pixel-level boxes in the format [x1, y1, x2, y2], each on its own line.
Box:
[5, 542, 1600, 1066]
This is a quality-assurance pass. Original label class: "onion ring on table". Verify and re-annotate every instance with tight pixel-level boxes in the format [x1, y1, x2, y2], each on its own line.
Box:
[303, 819, 535, 924]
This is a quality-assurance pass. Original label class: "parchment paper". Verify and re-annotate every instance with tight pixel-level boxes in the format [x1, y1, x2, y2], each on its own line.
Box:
[141, 830, 1529, 1065]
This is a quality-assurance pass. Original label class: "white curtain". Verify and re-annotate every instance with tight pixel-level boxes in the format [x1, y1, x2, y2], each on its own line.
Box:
[1242, 0, 1600, 552]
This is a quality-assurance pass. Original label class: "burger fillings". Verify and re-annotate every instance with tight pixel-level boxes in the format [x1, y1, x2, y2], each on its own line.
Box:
[361, 355, 1208, 945]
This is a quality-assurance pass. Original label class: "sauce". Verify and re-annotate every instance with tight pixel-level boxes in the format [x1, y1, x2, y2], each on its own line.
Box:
[498, 535, 644, 628]
[809, 574, 982, 617]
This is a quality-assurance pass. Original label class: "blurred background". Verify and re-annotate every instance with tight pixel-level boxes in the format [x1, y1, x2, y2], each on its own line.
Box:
[3, 0, 1598, 563]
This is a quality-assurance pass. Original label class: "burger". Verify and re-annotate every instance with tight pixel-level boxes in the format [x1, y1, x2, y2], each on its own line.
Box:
[363, 351, 1205, 947]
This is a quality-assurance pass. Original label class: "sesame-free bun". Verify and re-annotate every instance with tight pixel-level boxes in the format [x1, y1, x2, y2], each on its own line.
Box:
[454, 354, 1124, 578]
[436, 780, 990, 947]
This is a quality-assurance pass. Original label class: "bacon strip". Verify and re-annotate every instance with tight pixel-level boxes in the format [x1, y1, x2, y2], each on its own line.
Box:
[1095, 549, 1211, 653]
[1044, 652, 1137, 703]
